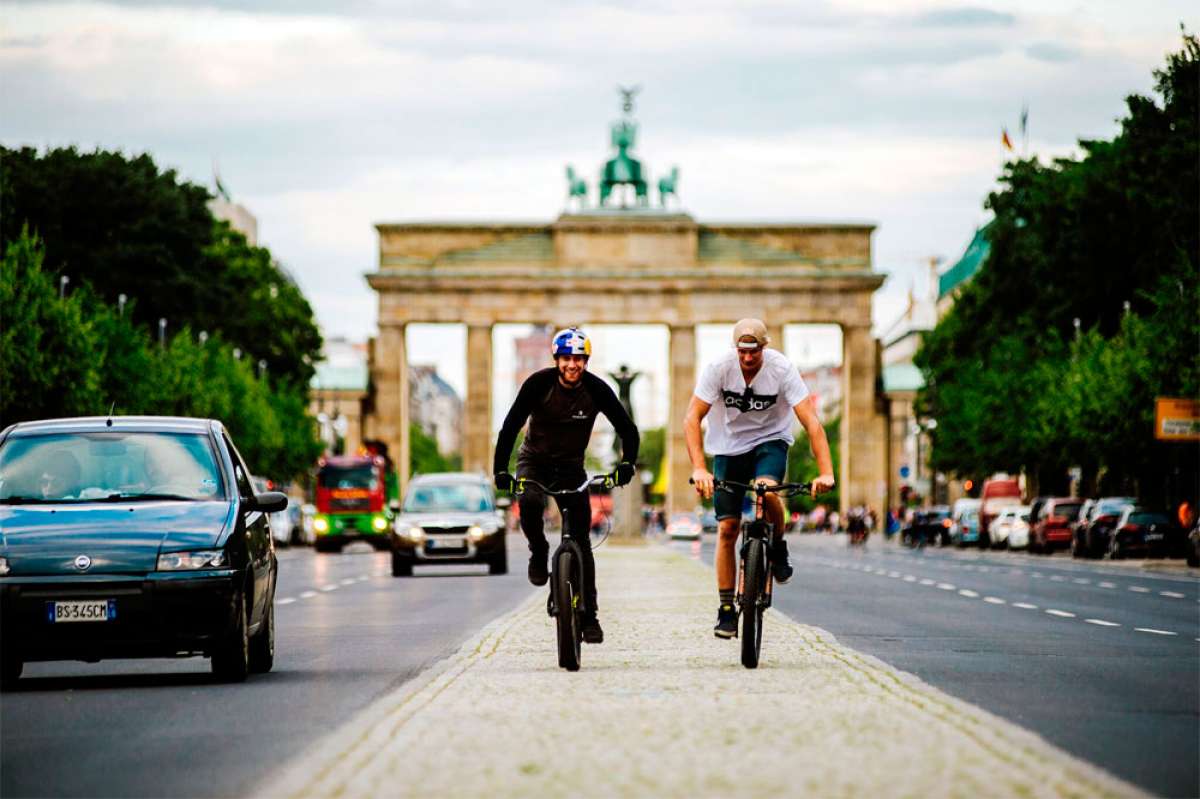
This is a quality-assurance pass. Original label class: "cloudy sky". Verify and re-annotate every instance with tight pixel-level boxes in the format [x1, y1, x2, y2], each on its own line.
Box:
[3, 0, 1194, 424]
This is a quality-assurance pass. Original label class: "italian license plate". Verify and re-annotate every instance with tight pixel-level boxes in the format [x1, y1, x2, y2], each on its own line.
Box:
[428, 538, 464, 549]
[47, 600, 116, 623]
[1145, 533, 1163, 541]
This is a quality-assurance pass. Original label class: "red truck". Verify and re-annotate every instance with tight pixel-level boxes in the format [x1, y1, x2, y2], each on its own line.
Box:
[312, 454, 396, 553]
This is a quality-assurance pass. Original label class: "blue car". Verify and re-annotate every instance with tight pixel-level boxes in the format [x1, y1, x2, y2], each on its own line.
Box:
[0, 416, 286, 686]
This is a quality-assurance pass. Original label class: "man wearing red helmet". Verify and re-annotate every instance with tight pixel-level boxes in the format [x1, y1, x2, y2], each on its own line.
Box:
[494, 327, 640, 644]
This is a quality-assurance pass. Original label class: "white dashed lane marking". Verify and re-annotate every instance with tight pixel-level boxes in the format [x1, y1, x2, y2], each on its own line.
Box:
[340, 578, 356, 586]
[983, 597, 1007, 605]
[300, 591, 317, 599]
[958, 589, 980, 598]
[1098, 582, 1117, 589]
[1013, 602, 1039, 610]
[1135, 628, 1178, 636]
[1072, 578, 1091, 585]
[1160, 591, 1185, 599]
[1050, 575, 1066, 582]
[937, 583, 956, 591]
[1046, 609, 1076, 618]
[1129, 586, 1151, 593]
[1085, 619, 1120, 627]
[919, 578, 935, 586]
[320, 585, 338, 592]
[903, 575, 917, 582]
[277, 597, 296, 605]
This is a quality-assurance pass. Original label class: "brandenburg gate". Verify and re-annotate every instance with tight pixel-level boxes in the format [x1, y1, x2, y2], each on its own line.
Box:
[364, 92, 887, 516]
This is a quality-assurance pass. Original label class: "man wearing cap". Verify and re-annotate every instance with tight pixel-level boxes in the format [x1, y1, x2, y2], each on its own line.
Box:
[685, 319, 835, 639]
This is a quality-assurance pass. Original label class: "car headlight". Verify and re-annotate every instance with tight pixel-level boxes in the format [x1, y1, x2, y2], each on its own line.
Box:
[372, 515, 389, 532]
[468, 524, 485, 541]
[157, 550, 227, 571]
[313, 516, 330, 533]
[0, 556, 9, 576]
[405, 526, 425, 542]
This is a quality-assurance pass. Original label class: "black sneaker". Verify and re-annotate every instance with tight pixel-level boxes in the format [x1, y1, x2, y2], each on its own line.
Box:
[581, 613, 604, 644]
[714, 603, 737, 639]
[527, 547, 549, 586]
[772, 538, 794, 584]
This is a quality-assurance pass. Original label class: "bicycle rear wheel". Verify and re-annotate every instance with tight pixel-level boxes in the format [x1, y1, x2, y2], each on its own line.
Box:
[740, 537, 766, 669]
[553, 548, 582, 672]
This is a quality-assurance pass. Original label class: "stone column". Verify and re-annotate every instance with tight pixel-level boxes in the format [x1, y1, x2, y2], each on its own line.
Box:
[462, 324, 493, 475]
[766, 323, 785, 354]
[840, 324, 886, 517]
[375, 323, 411, 497]
[886, 394, 914, 508]
[667, 325, 697, 515]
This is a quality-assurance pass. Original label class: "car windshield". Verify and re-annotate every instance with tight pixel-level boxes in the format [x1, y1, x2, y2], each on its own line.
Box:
[1052, 502, 1082, 519]
[319, 464, 378, 491]
[0, 431, 224, 503]
[1097, 499, 1135, 515]
[1129, 512, 1171, 526]
[403, 482, 491, 513]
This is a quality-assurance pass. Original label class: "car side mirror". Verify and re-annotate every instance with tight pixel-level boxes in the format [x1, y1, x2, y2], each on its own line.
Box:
[495, 495, 512, 510]
[248, 491, 288, 514]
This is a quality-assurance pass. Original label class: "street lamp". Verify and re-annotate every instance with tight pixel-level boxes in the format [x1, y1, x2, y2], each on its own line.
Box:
[59, 275, 69, 299]
[158, 318, 167, 348]
[257, 359, 267, 379]
[198, 331, 208, 345]
[232, 348, 242, 360]
[118, 293, 127, 317]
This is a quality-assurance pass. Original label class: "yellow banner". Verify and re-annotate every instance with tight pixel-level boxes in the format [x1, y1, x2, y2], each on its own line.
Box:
[1155, 397, 1200, 441]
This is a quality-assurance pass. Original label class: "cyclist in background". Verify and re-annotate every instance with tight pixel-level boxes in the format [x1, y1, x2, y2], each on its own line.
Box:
[493, 327, 639, 645]
[685, 319, 835, 638]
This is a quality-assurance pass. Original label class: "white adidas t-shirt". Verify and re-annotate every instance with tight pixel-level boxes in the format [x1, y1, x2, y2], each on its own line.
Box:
[694, 348, 810, 456]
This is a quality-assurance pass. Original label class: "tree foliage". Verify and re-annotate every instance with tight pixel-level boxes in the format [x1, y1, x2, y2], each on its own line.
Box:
[787, 415, 841, 513]
[916, 33, 1199, 503]
[0, 231, 321, 482]
[0, 145, 321, 387]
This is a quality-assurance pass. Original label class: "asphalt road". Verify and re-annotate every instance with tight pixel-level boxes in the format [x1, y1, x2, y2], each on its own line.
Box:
[0, 536, 537, 799]
[673, 531, 1200, 798]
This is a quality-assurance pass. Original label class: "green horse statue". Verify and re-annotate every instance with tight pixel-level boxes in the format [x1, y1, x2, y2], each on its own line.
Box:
[565, 165, 588, 208]
[599, 120, 648, 207]
[658, 166, 679, 208]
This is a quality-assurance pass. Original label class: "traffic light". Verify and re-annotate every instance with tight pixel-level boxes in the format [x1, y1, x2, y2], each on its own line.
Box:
[963, 479, 974, 492]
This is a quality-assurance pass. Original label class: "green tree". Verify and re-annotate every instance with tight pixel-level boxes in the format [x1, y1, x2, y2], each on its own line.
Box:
[410, 423, 461, 476]
[0, 146, 322, 387]
[787, 415, 841, 513]
[637, 426, 665, 487]
[916, 33, 1199, 498]
[0, 231, 102, 424]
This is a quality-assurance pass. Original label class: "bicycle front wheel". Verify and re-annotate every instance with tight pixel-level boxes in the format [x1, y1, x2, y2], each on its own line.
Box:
[553, 548, 582, 672]
[740, 537, 766, 669]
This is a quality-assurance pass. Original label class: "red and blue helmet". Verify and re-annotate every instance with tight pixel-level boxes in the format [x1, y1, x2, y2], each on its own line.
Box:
[551, 327, 592, 358]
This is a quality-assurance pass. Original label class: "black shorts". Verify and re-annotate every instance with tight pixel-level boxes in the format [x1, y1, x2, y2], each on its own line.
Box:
[712, 440, 789, 521]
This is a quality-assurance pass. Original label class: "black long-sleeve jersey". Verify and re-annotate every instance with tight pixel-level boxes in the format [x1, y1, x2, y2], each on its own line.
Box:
[493, 368, 640, 473]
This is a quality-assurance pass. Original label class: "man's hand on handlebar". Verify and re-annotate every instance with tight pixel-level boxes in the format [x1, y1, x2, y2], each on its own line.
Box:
[812, 473, 835, 498]
[614, 462, 636, 487]
[494, 472, 515, 494]
[691, 468, 715, 500]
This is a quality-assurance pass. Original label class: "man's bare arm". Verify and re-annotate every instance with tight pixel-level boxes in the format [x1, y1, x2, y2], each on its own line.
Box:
[684, 396, 715, 499]
[793, 397, 835, 497]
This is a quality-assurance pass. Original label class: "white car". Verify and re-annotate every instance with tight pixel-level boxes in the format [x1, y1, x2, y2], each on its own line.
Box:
[667, 513, 702, 540]
[992, 505, 1032, 550]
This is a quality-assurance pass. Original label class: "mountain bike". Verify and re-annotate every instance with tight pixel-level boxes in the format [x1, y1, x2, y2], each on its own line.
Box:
[695, 478, 811, 669]
[510, 472, 615, 672]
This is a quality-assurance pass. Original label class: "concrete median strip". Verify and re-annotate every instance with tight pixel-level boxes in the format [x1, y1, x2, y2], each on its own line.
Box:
[258, 546, 1142, 799]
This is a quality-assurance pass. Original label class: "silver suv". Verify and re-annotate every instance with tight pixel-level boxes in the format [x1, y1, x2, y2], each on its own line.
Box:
[388, 473, 509, 577]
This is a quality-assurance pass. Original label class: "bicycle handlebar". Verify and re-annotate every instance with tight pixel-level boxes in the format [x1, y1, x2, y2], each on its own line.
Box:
[688, 477, 813, 497]
[510, 473, 615, 497]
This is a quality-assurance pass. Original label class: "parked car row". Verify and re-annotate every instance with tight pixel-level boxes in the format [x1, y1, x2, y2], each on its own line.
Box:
[917, 487, 1194, 564]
